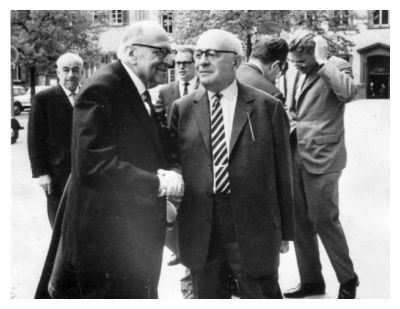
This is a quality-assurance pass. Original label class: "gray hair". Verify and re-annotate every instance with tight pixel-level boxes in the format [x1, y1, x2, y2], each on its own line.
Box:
[198, 29, 244, 56]
[56, 52, 83, 68]
[117, 20, 166, 61]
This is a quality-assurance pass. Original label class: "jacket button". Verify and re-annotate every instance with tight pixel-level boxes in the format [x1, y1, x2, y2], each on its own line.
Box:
[207, 217, 212, 224]
[207, 191, 213, 198]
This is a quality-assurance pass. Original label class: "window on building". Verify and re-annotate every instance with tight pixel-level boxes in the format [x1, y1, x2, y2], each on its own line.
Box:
[371, 10, 389, 27]
[161, 12, 173, 33]
[333, 10, 350, 26]
[110, 10, 128, 26]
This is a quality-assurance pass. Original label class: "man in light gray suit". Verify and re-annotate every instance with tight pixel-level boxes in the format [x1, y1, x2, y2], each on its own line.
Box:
[283, 30, 359, 299]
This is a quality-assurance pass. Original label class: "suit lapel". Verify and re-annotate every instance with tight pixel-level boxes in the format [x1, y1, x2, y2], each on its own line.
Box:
[192, 87, 211, 155]
[297, 66, 321, 106]
[230, 82, 255, 154]
[171, 81, 180, 100]
[55, 85, 73, 111]
[114, 61, 164, 156]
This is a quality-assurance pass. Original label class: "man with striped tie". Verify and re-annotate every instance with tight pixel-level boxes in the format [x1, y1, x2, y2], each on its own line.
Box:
[170, 29, 294, 298]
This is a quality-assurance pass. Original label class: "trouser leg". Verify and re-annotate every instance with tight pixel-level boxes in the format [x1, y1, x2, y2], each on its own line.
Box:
[292, 148, 324, 284]
[303, 171, 355, 284]
[225, 242, 282, 299]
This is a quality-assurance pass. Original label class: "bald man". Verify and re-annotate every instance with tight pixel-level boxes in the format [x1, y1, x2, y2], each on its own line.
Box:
[28, 52, 83, 228]
[36, 21, 184, 299]
[170, 29, 294, 298]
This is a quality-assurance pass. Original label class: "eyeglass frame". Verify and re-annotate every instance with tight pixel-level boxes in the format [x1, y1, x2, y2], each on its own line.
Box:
[175, 61, 194, 67]
[131, 43, 172, 59]
[193, 49, 238, 60]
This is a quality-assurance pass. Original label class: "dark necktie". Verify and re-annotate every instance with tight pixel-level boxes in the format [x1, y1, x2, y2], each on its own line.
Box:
[211, 93, 230, 194]
[183, 82, 189, 96]
[142, 90, 155, 117]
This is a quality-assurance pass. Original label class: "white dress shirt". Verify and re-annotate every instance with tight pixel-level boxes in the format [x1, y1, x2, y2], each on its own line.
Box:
[121, 61, 151, 115]
[179, 76, 197, 97]
[207, 79, 238, 155]
[60, 84, 79, 106]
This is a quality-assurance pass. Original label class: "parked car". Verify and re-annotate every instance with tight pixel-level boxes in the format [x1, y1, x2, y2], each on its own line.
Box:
[13, 85, 51, 115]
[13, 85, 26, 97]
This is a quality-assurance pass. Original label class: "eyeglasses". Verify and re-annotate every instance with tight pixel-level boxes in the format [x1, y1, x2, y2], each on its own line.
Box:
[193, 49, 237, 60]
[175, 61, 194, 67]
[131, 43, 172, 59]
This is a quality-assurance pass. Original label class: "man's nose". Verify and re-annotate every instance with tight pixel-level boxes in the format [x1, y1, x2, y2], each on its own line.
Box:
[163, 53, 173, 66]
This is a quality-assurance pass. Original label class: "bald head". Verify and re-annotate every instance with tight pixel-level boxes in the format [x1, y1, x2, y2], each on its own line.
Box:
[195, 29, 243, 92]
[117, 20, 172, 88]
[197, 29, 243, 56]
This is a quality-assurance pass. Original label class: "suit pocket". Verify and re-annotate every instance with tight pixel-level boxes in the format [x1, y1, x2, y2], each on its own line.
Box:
[313, 133, 341, 145]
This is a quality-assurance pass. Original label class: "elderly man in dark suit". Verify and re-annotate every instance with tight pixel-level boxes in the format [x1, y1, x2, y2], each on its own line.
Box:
[236, 36, 288, 103]
[28, 52, 83, 228]
[37, 21, 184, 299]
[170, 29, 294, 299]
[283, 30, 359, 299]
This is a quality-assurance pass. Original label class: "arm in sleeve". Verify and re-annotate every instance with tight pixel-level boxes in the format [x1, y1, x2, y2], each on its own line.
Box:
[271, 101, 295, 241]
[27, 94, 49, 178]
[318, 58, 358, 103]
[73, 85, 160, 202]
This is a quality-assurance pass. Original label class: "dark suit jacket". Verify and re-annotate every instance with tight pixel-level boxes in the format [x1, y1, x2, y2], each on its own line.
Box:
[28, 85, 72, 193]
[286, 56, 358, 174]
[155, 78, 200, 122]
[41, 60, 175, 298]
[170, 81, 294, 277]
[237, 63, 285, 103]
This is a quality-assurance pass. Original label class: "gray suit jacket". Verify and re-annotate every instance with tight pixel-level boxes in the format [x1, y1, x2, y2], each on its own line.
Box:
[286, 56, 358, 174]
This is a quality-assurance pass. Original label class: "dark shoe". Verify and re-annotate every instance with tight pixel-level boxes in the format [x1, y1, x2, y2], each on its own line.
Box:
[338, 274, 359, 299]
[284, 282, 325, 298]
[167, 254, 180, 266]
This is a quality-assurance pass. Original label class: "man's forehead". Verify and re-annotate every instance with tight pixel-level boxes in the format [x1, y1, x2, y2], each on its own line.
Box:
[59, 59, 82, 68]
[175, 51, 192, 61]
[289, 51, 309, 61]
[136, 31, 170, 47]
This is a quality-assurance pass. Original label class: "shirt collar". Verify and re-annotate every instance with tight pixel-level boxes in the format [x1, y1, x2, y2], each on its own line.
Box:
[60, 84, 79, 97]
[121, 61, 147, 96]
[180, 76, 197, 87]
[248, 59, 265, 76]
[207, 79, 238, 102]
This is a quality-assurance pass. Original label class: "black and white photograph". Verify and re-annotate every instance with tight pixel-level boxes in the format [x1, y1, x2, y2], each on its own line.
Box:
[5, 2, 395, 304]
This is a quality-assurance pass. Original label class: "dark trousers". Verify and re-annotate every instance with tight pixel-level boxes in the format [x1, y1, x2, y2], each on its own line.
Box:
[291, 141, 355, 284]
[46, 191, 62, 228]
[164, 224, 193, 298]
[191, 195, 282, 299]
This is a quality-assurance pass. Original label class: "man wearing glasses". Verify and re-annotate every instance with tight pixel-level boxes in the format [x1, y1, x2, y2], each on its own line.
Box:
[170, 29, 294, 298]
[283, 30, 359, 299]
[37, 21, 184, 299]
[156, 45, 199, 123]
[237, 36, 288, 104]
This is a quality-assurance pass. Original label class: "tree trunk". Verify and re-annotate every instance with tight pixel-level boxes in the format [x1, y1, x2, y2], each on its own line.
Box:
[30, 65, 36, 95]
[246, 33, 252, 61]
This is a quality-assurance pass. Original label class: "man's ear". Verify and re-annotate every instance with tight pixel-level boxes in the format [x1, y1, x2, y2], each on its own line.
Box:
[233, 55, 242, 67]
[271, 60, 281, 70]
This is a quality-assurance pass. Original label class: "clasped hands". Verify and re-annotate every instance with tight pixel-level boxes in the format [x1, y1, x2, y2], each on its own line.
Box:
[157, 169, 184, 201]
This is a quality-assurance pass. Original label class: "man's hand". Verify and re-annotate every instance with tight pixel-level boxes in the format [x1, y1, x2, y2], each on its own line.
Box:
[38, 174, 52, 195]
[157, 169, 184, 198]
[313, 35, 329, 66]
[280, 240, 289, 254]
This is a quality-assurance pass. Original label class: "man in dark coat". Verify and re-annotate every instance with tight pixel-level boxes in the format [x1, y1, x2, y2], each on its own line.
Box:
[28, 52, 83, 228]
[36, 21, 184, 299]
[236, 36, 288, 103]
[170, 29, 294, 298]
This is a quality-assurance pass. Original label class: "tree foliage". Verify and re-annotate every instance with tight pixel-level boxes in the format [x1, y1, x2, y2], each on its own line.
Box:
[11, 10, 108, 91]
[172, 10, 359, 59]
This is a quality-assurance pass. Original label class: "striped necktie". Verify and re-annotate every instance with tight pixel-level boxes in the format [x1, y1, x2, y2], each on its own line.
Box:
[211, 93, 231, 194]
